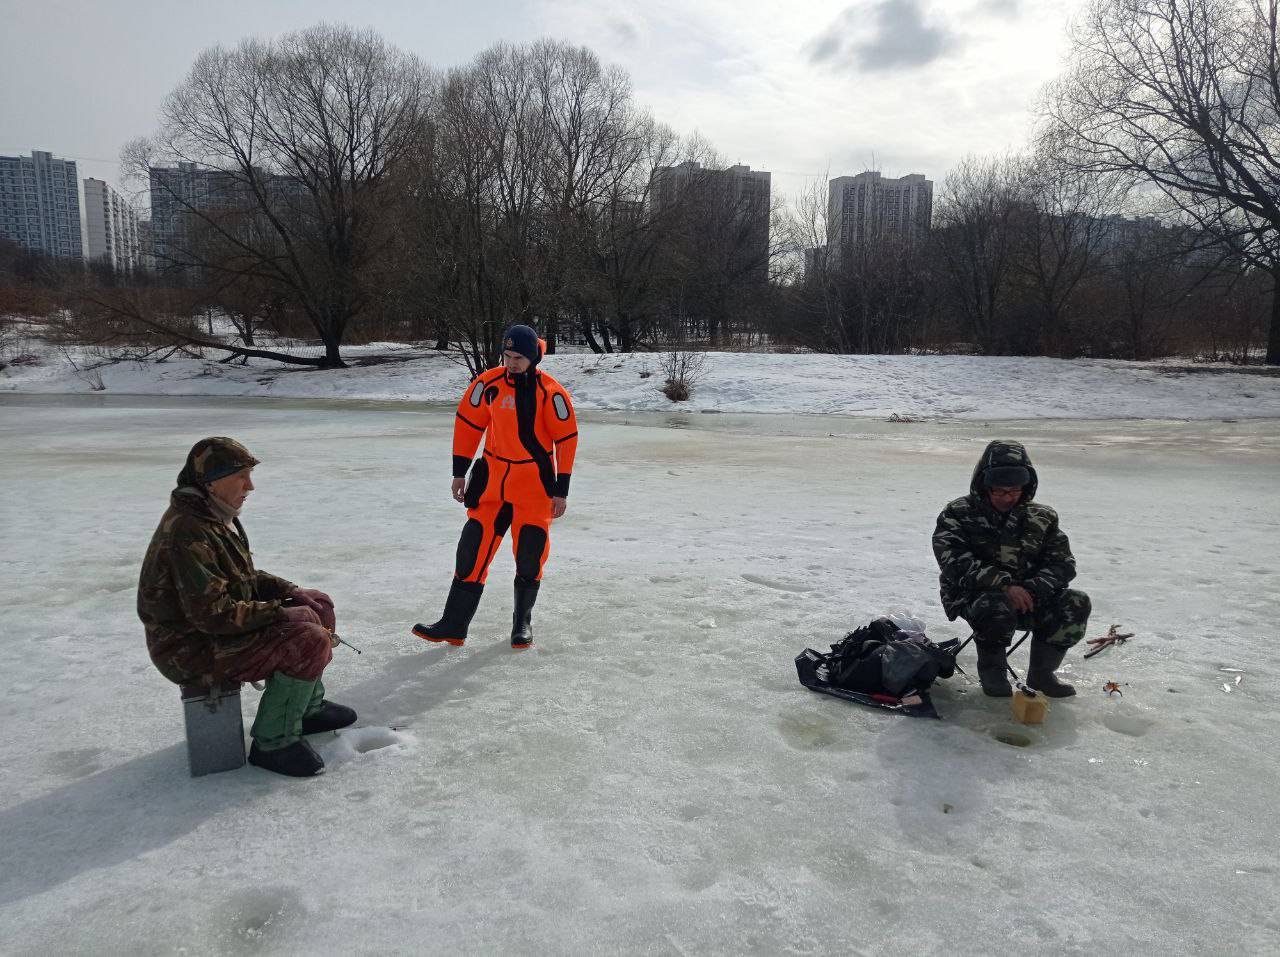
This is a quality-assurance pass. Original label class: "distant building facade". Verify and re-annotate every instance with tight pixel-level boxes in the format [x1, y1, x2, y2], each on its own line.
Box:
[652, 160, 772, 284]
[137, 219, 154, 273]
[0, 150, 84, 261]
[827, 171, 933, 256]
[1093, 213, 1224, 268]
[83, 178, 140, 273]
[803, 245, 828, 281]
[149, 163, 240, 278]
[149, 162, 307, 280]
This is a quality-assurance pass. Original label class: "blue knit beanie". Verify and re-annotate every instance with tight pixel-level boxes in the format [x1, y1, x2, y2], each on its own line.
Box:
[502, 325, 540, 365]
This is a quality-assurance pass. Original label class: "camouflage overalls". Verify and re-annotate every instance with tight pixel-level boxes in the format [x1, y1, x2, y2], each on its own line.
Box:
[138, 483, 333, 685]
[933, 441, 1091, 649]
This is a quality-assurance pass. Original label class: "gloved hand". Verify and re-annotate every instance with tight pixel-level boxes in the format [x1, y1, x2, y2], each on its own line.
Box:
[281, 603, 323, 627]
[289, 587, 336, 630]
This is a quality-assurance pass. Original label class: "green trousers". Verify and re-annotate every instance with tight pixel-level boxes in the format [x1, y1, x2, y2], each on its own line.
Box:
[250, 674, 326, 751]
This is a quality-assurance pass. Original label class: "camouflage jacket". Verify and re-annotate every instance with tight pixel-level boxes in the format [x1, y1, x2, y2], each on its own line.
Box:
[138, 486, 295, 685]
[932, 440, 1077, 620]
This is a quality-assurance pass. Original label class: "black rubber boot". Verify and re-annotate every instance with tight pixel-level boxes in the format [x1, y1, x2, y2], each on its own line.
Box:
[511, 578, 539, 649]
[301, 701, 358, 735]
[248, 738, 325, 777]
[975, 641, 1013, 697]
[413, 579, 484, 647]
[1026, 641, 1076, 697]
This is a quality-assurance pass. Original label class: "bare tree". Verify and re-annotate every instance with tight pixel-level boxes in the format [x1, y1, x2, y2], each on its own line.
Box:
[1007, 155, 1126, 353]
[125, 25, 435, 368]
[576, 118, 682, 353]
[408, 38, 691, 368]
[931, 154, 1026, 351]
[1042, 0, 1280, 363]
[652, 147, 782, 348]
[772, 175, 849, 351]
[533, 40, 656, 352]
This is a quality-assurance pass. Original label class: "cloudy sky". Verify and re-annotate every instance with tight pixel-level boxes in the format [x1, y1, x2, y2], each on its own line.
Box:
[1, 0, 1089, 207]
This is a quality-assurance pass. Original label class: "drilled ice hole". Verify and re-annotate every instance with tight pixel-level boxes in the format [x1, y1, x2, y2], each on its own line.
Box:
[993, 728, 1034, 748]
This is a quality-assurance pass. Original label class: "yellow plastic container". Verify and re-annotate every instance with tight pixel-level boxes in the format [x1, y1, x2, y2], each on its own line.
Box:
[1012, 688, 1048, 725]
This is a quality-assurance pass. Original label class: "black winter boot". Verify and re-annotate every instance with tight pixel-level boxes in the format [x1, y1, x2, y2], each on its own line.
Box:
[1026, 641, 1076, 697]
[248, 739, 325, 777]
[413, 579, 484, 647]
[301, 700, 358, 735]
[974, 640, 1013, 697]
[511, 578, 539, 649]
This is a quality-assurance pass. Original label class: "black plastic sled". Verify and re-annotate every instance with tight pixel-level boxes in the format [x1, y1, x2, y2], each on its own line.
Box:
[795, 648, 941, 719]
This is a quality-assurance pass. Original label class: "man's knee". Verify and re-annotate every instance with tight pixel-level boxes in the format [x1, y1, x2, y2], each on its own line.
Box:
[515, 524, 548, 581]
[1036, 589, 1091, 648]
[965, 591, 1016, 642]
[281, 622, 332, 678]
[1061, 588, 1091, 620]
[455, 519, 485, 579]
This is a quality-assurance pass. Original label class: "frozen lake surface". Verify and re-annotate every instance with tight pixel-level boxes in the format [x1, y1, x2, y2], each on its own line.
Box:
[2, 395, 1278, 954]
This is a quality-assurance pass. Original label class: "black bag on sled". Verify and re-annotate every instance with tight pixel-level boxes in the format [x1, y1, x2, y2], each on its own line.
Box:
[795, 618, 960, 719]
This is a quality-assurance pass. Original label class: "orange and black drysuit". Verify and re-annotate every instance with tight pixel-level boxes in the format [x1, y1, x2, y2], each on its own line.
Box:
[413, 341, 578, 648]
[450, 360, 578, 585]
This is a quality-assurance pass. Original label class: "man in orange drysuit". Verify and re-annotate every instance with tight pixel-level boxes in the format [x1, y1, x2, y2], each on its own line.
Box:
[413, 325, 579, 649]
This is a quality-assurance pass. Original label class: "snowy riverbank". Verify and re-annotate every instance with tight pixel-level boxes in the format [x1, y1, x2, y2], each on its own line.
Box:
[4, 340, 1280, 419]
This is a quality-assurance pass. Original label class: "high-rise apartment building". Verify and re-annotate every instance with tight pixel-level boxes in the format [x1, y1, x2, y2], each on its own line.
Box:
[83, 178, 140, 273]
[0, 150, 84, 261]
[149, 163, 240, 276]
[652, 161, 772, 284]
[827, 171, 933, 256]
[137, 220, 154, 273]
[803, 246, 828, 281]
[149, 162, 305, 279]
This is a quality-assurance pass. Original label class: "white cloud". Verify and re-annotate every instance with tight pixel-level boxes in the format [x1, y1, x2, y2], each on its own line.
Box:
[531, 0, 1085, 201]
[1, 0, 1085, 209]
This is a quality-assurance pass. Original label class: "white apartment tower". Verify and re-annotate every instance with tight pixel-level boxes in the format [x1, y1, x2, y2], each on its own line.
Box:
[83, 178, 140, 273]
[827, 171, 933, 255]
[0, 150, 84, 261]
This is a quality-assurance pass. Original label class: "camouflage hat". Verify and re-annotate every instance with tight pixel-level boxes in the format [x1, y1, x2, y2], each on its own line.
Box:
[177, 437, 259, 487]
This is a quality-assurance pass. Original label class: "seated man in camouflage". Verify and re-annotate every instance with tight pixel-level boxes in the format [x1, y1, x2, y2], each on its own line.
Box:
[139, 437, 356, 778]
[932, 440, 1091, 698]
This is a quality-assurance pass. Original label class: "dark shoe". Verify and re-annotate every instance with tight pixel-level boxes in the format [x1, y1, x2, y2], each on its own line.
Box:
[975, 640, 1013, 697]
[1026, 641, 1077, 698]
[511, 578, 539, 649]
[413, 579, 484, 647]
[301, 700, 357, 735]
[249, 739, 325, 777]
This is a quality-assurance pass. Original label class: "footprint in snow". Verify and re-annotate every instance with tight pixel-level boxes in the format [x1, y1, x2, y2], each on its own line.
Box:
[324, 726, 413, 763]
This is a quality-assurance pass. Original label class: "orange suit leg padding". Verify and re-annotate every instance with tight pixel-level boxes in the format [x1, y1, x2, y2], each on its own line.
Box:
[455, 498, 513, 585]
[511, 508, 552, 583]
[456, 460, 555, 585]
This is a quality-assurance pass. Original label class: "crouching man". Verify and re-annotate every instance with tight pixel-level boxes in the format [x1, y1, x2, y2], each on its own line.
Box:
[932, 440, 1091, 698]
[138, 437, 356, 778]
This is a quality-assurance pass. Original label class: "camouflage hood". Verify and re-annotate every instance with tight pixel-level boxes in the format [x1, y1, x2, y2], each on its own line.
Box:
[934, 440, 1075, 621]
[167, 485, 224, 524]
[139, 479, 294, 687]
[176, 437, 258, 489]
[969, 440, 1039, 504]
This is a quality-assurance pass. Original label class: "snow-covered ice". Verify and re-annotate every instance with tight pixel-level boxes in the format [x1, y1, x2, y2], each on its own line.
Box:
[5, 343, 1280, 420]
[2, 388, 1279, 954]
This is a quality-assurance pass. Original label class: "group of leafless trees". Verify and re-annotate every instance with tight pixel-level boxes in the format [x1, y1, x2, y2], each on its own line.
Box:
[11, 0, 1278, 367]
[783, 150, 1269, 361]
[71, 27, 777, 371]
[782, 0, 1280, 363]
